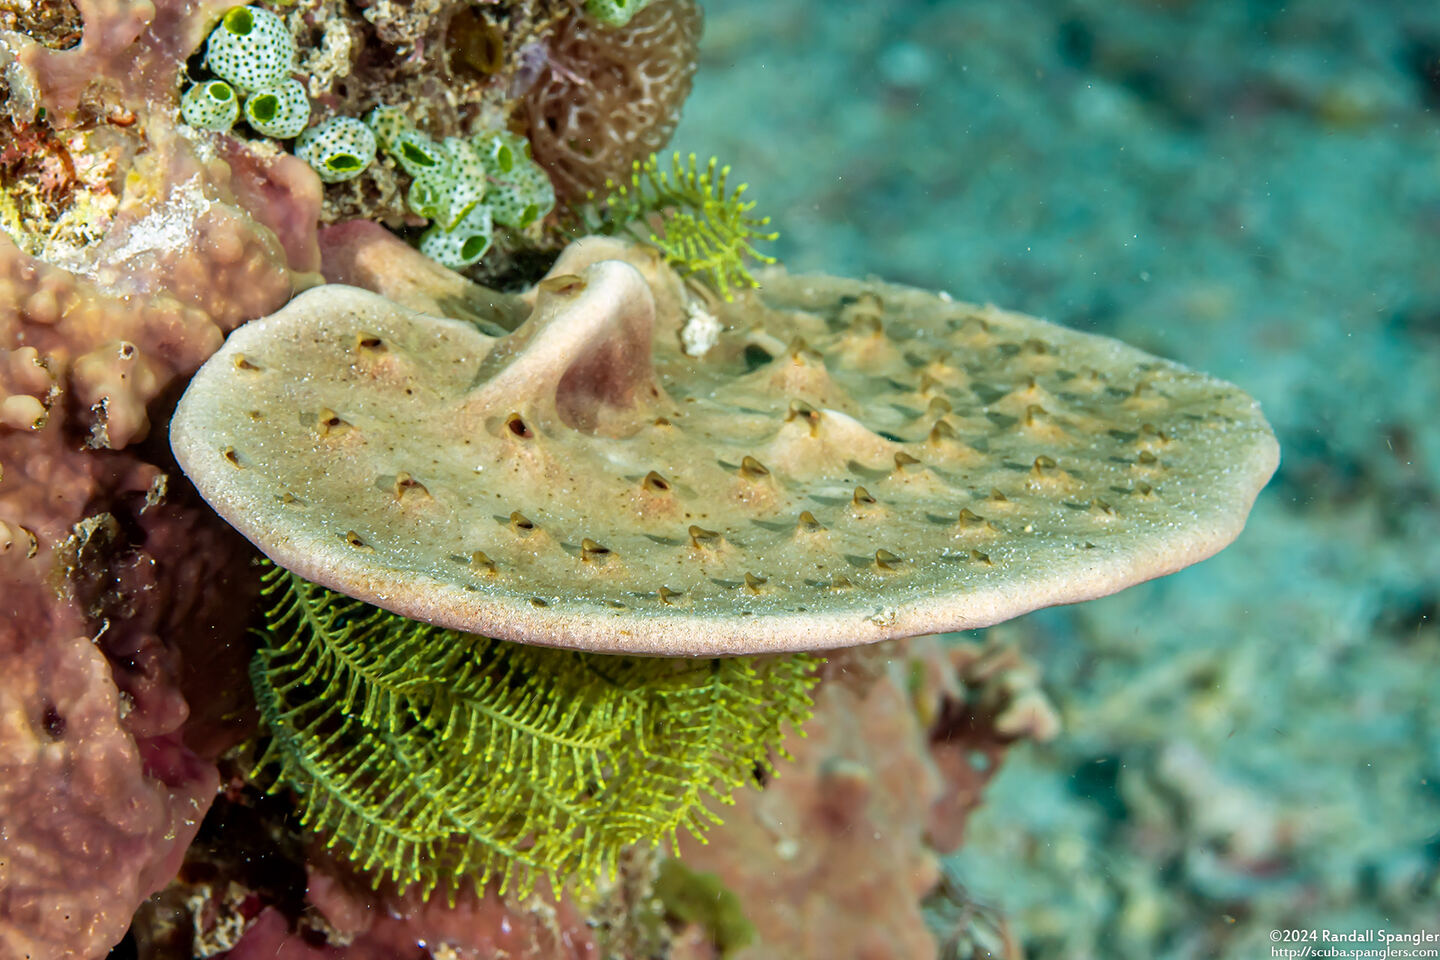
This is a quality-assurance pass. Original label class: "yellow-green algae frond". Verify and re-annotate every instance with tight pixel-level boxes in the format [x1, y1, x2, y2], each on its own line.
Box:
[251, 565, 819, 898]
[583, 152, 778, 300]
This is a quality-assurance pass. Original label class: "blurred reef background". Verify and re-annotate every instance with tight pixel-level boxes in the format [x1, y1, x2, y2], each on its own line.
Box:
[677, 0, 1440, 957]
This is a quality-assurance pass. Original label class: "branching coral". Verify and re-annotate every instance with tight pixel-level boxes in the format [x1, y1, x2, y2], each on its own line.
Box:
[524, 0, 702, 202]
[251, 565, 819, 898]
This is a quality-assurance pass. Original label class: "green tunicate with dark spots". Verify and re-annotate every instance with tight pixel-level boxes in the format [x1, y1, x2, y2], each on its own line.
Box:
[180, 80, 240, 131]
[584, 0, 655, 27]
[474, 130, 555, 229]
[363, 104, 409, 153]
[389, 129, 450, 179]
[206, 5, 295, 93]
[243, 78, 309, 138]
[419, 203, 494, 268]
[295, 116, 377, 183]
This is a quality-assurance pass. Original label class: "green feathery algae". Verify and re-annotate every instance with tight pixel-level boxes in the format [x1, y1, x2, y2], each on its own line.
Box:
[582, 152, 779, 300]
[249, 565, 819, 898]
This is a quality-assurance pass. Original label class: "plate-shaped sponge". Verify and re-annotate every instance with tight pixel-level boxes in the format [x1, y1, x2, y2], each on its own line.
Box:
[172, 238, 1278, 655]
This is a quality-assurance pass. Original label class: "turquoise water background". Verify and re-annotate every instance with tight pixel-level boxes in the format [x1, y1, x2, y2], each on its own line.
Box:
[679, 2, 1440, 956]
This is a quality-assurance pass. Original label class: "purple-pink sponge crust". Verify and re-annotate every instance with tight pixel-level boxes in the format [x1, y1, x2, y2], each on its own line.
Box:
[1, 0, 325, 954]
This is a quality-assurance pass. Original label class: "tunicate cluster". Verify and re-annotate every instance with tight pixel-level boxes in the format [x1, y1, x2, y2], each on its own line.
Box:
[182, 7, 310, 138]
[179, 6, 372, 182]
[365, 106, 556, 268]
[177, 7, 553, 268]
[295, 118, 378, 184]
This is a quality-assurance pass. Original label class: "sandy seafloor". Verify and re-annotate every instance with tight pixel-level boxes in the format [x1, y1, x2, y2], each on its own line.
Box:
[677, 1, 1440, 957]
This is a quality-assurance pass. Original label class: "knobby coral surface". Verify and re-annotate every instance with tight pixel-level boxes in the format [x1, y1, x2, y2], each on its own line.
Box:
[0, 577, 215, 960]
[1, 0, 323, 955]
[524, 0, 702, 202]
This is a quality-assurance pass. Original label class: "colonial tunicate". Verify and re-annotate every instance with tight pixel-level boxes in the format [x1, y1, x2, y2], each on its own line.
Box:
[242, 78, 310, 138]
[179, 80, 239, 131]
[418, 203, 494, 268]
[585, 0, 657, 28]
[294, 116, 377, 183]
[205, 6, 295, 93]
[476, 130, 555, 229]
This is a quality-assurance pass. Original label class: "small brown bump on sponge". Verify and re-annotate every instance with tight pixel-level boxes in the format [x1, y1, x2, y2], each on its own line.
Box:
[739, 456, 770, 479]
[874, 549, 904, 572]
[392, 472, 429, 500]
[316, 408, 351, 436]
[796, 511, 825, 533]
